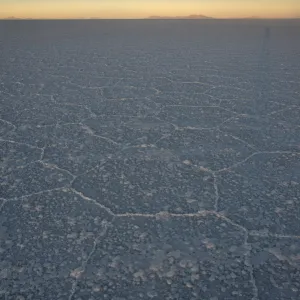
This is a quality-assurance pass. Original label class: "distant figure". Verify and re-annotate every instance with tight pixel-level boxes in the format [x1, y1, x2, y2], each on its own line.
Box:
[262, 27, 271, 55]
[264, 27, 271, 40]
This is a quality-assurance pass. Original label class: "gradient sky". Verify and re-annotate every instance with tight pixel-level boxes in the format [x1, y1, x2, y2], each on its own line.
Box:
[1, 0, 299, 19]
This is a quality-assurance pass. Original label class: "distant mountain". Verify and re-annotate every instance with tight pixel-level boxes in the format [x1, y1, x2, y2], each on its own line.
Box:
[242, 16, 261, 19]
[147, 14, 213, 19]
[1, 16, 35, 20]
[2, 16, 22, 20]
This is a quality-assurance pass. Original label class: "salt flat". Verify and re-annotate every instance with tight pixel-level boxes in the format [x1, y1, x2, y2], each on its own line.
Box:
[0, 19, 300, 299]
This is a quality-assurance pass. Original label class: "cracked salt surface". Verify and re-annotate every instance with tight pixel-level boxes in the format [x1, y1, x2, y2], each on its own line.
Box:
[1, 19, 300, 299]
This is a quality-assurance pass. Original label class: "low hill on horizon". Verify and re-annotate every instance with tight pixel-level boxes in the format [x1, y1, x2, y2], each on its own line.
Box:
[2, 16, 22, 20]
[147, 14, 213, 19]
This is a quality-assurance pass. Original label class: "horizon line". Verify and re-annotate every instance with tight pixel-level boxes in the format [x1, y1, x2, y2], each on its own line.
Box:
[1, 17, 299, 20]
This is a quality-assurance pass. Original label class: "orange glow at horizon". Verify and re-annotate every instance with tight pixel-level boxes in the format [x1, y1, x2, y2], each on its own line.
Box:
[0, 0, 299, 19]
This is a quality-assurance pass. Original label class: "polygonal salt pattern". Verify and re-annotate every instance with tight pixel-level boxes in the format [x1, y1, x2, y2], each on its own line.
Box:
[249, 235, 300, 300]
[0, 189, 113, 300]
[218, 153, 300, 235]
[1, 19, 300, 300]
[72, 215, 254, 300]
[1, 162, 73, 199]
[156, 129, 255, 171]
[73, 148, 216, 214]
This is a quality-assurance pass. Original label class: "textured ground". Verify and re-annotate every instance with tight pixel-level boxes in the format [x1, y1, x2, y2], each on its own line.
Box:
[0, 20, 300, 300]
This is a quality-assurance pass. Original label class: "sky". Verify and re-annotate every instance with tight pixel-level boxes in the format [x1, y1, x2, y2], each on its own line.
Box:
[0, 0, 299, 19]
